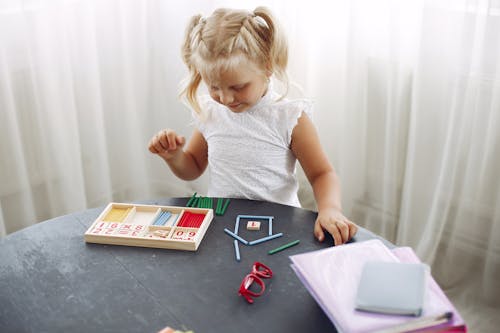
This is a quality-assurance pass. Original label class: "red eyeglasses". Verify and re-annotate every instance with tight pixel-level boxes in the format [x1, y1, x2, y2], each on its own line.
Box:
[238, 262, 273, 304]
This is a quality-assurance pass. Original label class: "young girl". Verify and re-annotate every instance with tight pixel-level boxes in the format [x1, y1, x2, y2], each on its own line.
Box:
[148, 7, 357, 245]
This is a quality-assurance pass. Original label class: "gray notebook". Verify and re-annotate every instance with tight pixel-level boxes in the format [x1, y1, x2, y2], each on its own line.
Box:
[355, 261, 428, 316]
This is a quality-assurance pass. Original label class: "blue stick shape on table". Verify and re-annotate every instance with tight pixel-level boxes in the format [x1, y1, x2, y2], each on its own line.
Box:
[233, 240, 241, 261]
[235, 215, 241, 234]
[248, 233, 283, 246]
[237, 215, 274, 220]
[224, 228, 249, 245]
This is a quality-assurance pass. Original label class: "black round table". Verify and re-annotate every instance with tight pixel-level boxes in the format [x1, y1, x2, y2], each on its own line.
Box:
[0, 198, 394, 333]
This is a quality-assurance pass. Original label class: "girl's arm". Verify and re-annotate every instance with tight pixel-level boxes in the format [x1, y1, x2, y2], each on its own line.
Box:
[291, 113, 358, 245]
[148, 129, 208, 180]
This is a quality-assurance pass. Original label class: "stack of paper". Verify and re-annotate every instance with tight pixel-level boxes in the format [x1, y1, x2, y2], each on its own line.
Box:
[289, 239, 467, 333]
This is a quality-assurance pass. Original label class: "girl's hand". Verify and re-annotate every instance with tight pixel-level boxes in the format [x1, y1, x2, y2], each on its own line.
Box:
[148, 129, 186, 160]
[314, 208, 358, 245]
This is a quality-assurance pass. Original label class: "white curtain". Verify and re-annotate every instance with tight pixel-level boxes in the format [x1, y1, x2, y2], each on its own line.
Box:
[1, 0, 499, 330]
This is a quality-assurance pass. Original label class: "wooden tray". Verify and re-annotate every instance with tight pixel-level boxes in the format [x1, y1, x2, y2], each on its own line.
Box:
[84, 202, 214, 251]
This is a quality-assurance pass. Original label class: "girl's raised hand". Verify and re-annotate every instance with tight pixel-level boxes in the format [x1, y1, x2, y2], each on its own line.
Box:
[314, 208, 358, 246]
[148, 129, 186, 160]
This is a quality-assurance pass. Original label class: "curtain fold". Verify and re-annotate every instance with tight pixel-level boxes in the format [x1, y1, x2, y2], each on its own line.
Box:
[1, 0, 499, 330]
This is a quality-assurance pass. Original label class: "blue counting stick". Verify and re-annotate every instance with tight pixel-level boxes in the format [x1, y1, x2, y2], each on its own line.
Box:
[161, 211, 172, 223]
[233, 240, 241, 262]
[248, 233, 283, 246]
[235, 215, 241, 234]
[162, 211, 172, 224]
[154, 211, 172, 226]
[152, 212, 162, 225]
[237, 215, 274, 220]
[269, 217, 273, 236]
[168, 213, 180, 226]
[224, 228, 249, 245]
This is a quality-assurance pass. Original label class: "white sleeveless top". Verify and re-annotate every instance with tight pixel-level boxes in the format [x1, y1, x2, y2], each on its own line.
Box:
[192, 89, 313, 207]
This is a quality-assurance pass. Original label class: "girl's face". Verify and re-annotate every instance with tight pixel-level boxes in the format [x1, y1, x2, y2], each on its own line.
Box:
[203, 61, 269, 113]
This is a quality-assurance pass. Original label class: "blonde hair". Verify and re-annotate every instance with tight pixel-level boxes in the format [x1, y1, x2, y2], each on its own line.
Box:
[180, 7, 289, 113]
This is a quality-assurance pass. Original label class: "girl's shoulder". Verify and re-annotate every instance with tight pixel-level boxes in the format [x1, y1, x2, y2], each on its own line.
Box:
[271, 95, 314, 119]
[266, 95, 314, 145]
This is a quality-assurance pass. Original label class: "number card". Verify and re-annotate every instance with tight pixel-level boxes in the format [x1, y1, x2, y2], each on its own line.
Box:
[246, 221, 261, 231]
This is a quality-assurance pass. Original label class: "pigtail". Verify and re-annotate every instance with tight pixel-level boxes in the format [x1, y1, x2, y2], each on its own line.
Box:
[180, 14, 205, 114]
[253, 7, 289, 98]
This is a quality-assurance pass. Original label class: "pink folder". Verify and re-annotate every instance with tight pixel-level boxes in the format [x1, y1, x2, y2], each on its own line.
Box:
[289, 239, 467, 333]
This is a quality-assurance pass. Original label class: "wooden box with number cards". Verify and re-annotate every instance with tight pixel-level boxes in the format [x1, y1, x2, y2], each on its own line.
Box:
[84, 202, 214, 251]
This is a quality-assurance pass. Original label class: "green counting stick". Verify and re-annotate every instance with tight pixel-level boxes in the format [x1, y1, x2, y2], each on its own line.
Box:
[221, 198, 230, 214]
[186, 192, 197, 207]
[216, 198, 231, 215]
[216, 198, 223, 215]
[197, 197, 204, 208]
[268, 240, 300, 255]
